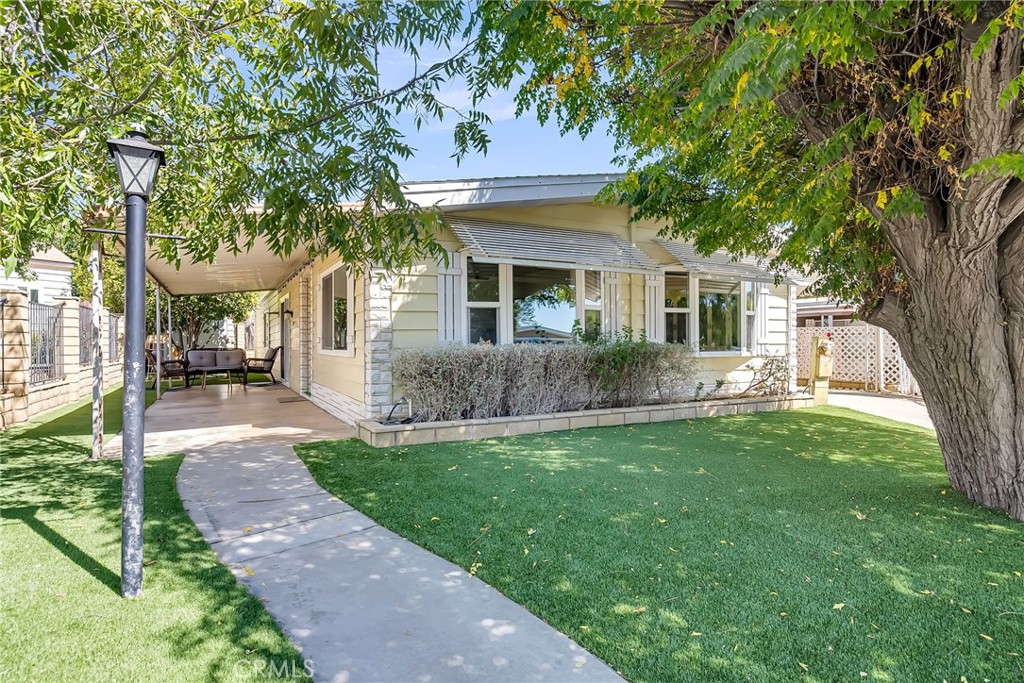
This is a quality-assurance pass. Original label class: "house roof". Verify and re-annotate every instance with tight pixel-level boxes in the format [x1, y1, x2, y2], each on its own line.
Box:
[655, 240, 791, 284]
[447, 216, 657, 274]
[402, 173, 625, 212]
[29, 247, 75, 269]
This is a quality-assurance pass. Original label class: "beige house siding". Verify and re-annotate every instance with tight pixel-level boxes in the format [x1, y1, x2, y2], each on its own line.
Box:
[254, 201, 797, 424]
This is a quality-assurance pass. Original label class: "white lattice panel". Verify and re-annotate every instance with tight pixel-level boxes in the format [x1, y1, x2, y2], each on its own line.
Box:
[796, 324, 920, 395]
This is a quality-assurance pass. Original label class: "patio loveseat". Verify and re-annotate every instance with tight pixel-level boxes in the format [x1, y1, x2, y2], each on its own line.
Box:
[185, 348, 247, 389]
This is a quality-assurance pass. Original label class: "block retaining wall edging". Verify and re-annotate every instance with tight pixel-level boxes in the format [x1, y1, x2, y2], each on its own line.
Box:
[357, 394, 816, 448]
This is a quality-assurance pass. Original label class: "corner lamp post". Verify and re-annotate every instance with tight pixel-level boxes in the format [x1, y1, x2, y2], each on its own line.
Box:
[107, 130, 165, 598]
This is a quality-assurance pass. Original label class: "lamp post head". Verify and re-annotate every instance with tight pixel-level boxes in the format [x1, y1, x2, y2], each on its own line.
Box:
[107, 130, 166, 198]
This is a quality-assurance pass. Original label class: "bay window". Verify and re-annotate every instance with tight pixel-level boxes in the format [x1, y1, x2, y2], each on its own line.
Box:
[464, 257, 610, 344]
[698, 278, 741, 352]
[663, 273, 761, 354]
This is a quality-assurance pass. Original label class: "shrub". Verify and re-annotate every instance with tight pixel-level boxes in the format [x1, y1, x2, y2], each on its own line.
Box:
[392, 338, 697, 422]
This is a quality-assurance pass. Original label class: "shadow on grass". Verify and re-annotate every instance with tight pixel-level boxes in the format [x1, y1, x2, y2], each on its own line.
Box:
[1, 386, 305, 681]
[297, 406, 1024, 683]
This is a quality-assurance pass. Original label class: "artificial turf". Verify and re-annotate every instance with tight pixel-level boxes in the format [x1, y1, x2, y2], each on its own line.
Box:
[297, 407, 1024, 683]
[0, 387, 307, 682]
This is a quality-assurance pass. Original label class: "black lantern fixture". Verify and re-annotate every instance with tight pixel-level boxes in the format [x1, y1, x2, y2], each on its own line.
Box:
[107, 131, 165, 197]
[106, 129, 165, 599]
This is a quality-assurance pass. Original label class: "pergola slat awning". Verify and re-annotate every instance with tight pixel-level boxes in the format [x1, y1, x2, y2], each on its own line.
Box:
[655, 240, 789, 283]
[447, 216, 657, 274]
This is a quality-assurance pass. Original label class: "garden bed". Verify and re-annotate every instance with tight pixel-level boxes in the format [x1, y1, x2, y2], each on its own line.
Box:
[358, 393, 815, 447]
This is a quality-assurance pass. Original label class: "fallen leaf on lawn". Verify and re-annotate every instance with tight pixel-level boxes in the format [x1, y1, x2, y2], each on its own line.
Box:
[633, 607, 647, 614]
[523, 546, 529, 555]
[430, 516, 441, 521]
[574, 662, 584, 669]
[246, 649, 257, 654]
[527, 528, 536, 536]
[919, 589, 934, 595]
[579, 625, 590, 631]
[798, 662, 809, 672]
[980, 633, 993, 641]
[143, 560, 158, 566]
[779, 612, 788, 617]
[833, 603, 846, 610]
[260, 597, 270, 602]
[244, 527, 252, 533]
[668, 547, 679, 552]
[448, 465, 457, 471]
[690, 631, 702, 637]
[986, 582, 999, 586]
[658, 518, 667, 524]
[961, 607, 972, 614]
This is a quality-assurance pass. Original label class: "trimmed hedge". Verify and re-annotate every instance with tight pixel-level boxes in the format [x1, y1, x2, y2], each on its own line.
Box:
[393, 340, 698, 422]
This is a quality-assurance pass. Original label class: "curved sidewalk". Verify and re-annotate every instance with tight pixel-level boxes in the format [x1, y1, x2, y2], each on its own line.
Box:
[149, 385, 621, 683]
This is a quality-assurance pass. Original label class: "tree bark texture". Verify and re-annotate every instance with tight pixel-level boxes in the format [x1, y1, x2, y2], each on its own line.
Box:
[867, 22, 1024, 520]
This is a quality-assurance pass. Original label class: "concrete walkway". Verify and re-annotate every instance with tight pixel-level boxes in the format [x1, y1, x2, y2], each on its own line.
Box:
[828, 391, 935, 430]
[139, 384, 622, 683]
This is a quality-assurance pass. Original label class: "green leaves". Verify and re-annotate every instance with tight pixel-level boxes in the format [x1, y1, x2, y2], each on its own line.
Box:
[1, 0, 483, 274]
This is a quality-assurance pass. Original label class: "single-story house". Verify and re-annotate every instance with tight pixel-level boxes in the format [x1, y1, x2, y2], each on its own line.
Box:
[250, 174, 799, 425]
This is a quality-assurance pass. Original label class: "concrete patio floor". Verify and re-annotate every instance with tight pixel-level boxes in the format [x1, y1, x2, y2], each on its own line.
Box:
[135, 383, 622, 683]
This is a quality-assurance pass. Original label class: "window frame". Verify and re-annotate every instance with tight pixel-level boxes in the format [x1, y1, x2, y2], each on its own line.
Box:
[662, 270, 693, 348]
[659, 269, 760, 357]
[462, 255, 616, 345]
[318, 262, 356, 357]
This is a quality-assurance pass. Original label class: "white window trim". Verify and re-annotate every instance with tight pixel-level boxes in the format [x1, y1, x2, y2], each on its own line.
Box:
[318, 262, 356, 357]
[577, 270, 605, 337]
[462, 254, 621, 344]
[672, 270, 760, 358]
[661, 270, 693, 348]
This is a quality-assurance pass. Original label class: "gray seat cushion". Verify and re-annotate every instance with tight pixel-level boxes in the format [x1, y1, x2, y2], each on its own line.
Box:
[217, 350, 245, 368]
[187, 349, 217, 368]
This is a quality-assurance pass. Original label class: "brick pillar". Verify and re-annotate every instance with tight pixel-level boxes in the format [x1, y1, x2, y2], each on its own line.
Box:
[53, 296, 80, 391]
[1, 290, 29, 427]
[363, 269, 395, 418]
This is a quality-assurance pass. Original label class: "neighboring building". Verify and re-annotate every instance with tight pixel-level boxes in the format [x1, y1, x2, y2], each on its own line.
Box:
[0, 247, 74, 304]
[796, 296, 862, 327]
[251, 174, 799, 425]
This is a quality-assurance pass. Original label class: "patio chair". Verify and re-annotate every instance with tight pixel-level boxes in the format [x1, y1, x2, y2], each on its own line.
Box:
[244, 346, 281, 386]
[147, 349, 190, 389]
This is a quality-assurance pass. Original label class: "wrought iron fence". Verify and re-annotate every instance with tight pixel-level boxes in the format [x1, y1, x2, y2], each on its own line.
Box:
[79, 302, 95, 365]
[109, 313, 120, 361]
[29, 301, 63, 385]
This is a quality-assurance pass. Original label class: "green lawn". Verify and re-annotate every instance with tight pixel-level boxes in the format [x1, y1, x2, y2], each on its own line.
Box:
[297, 407, 1024, 683]
[0, 388, 306, 682]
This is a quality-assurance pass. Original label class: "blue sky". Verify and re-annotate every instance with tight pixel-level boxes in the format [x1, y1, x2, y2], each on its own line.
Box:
[378, 40, 621, 182]
[396, 105, 621, 182]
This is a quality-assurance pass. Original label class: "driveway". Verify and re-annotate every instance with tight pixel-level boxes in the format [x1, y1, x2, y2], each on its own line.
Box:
[138, 383, 622, 683]
[828, 391, 934, 430]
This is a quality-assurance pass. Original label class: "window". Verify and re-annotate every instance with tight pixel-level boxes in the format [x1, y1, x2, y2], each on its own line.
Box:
[29, 288, 39, 303]
[463, 259, 611, 344]
[664, 273, 690, 345]
[581, 271, 603, 341]
[513, 265, 575, 343]
[698, 278, 741, 352]
[466, 258, 500, 344]
[320, 266, 353, 352]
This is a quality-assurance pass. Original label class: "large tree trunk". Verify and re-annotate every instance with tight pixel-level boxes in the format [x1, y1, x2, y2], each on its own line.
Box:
[862, 16, 1024, 521]
[871, 232, 1024, 521]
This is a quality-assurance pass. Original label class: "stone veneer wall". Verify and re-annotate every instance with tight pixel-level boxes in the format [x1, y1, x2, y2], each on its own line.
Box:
[358, 394, 815, 448]
[363, 269, 395, 419]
